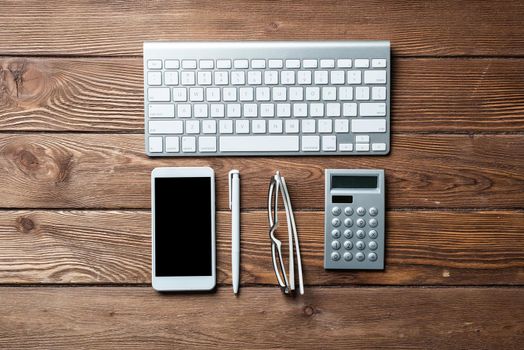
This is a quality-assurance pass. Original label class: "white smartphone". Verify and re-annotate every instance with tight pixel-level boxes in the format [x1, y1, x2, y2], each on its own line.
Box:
[151, 167, 216, 291]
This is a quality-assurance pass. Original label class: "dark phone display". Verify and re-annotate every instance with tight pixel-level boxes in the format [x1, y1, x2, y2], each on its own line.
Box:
[155, 177, 212, 277]
[332, 175, 378, 189]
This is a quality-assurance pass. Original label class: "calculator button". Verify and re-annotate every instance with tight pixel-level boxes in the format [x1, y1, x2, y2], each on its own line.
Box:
[356, 207, 366, 216]
[343, 229, 353, 238]
[356, 241, 365, 250]
[331, 240, 341, 250]
[356, 229, 365, 239]
[368, 230, 378, 239]
[356, 252, 365, 261]
[343, 240, 353, 250]
[331, 229, 341, 238]
[343, 252, 353, 261]
[331, 206, 341, 216]
[331, 252, 341, 261]
[368, 252, 377, 261]
[356, 218, 366, 228]
[368, 241, 378, 251]
[331, 218, 341, 227]
[369, 218, 378, 228]
[344, 207, 354, 215]
[369, 207, 378, 216]
[344, 218, 353, 227]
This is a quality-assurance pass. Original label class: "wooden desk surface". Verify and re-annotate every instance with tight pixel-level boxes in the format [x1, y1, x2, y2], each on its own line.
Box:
[1, 1, 523, 348]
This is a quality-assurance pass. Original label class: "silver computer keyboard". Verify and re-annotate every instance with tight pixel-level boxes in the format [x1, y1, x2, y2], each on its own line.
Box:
[144, 41, 390, 156]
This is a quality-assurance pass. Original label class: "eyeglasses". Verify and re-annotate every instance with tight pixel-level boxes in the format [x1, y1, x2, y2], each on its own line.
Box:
[268, 171, 304, 295]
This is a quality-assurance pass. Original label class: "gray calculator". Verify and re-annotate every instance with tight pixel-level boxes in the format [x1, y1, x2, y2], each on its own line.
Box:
[324, 169, 385, 270]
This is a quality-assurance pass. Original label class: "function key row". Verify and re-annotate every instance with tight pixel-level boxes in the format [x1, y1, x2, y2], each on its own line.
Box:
[331, 229, 378, 239]
[332, 206, 379, 216]
[147, 58, 387, 70]
[331, 251, 377, 262]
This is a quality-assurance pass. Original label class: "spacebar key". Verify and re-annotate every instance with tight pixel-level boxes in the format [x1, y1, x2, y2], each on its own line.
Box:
[220, 136, 299, 152]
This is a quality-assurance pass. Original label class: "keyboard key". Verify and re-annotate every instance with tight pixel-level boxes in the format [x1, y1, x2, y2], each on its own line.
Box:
[354, 59, 369, 68]
[149, 136, 163, 152]
[335, 119, 349, 133]
[148, 88, 170, 102]
[297, 71, 312, 84]
[149, 104, 174, 118]
[372, 59, 387, 68]
[277, 103, 291, 117]
[189, 87, 204, 102]
[210, 104, 225, 117]
[202, 120, 217, 134]
[285, 59, 300, 68]
[231, 71, 245, 85]
[164, 60, 179, 69]
[181, 136, 196, 152]
[347, 71, 361, 84]
[293, 103, 307, 117]
[320, 59, 335, 68]
[302, 136, 320, 151]
[239, 87, 254, 101]
[260, 103, 275, 117]
[356, 86, 370, 100]
[356, 136, 370, 143]
[206, 87, 221, 102]
[343, 103, 357, 117]
[339, 87, 353, 100]
[227, 104, 241, 117]
[181, 71, 195, 85]
[318, 119, 333, 133]
[165, 71, 179, 85]
[322, 87, 337, 101]
[173, 88, 187, 102]
[244, 104, 257, 117]
[197, 71, 212, 85]
[351, 118, 386, 133]
[356, 143, 370, 152]
[289, 87, 303, 101]
[330, 71, 345, 84]
[149, 120, 183, 134]
[219, 120, 233, 133]
[199, 60, 214, 69]
[268, 59, 283, 69]
[186, 120, 200, 133]
[303, 59, 317, 68]
[310, 103, 324, 117]
[251, 59, 266, 69]
[165, 137, 179, 152]
[147, 72, 162, 86]
[252, 120, 266, 134]
[248, 71, 262, 85]
[264, 71, 278, 85]
[256, 87, 270, 101]
[234, 59, 249, 69]
[214, 71, 229, 85]
[220, 136, 299, 152]
[285, 119, 299, 133]
[217, 59, 232, 69]
[302, 120, 316, 133]
[314, 71, 328, 84]
[326, 103, 340, 117]
[199, 136, 217, 152]
[360, 103, 386, 116]
[306, 87, 320, 101]
[273, 87, 287, 101]
[147, 60, 162, 69]
[372, 86, 387, 100]
[322, 135, 337, 151]
[364, 70, 387, 84]
[281, 71, 295, 85]
[268, 120, 283, 133]
[340, 143, 353, 151]
[182, 60, 197, 69]
[372, 143, 387, 151]
[337, 59, 352, 68]
[177, 104, 191, 118]
[223, 88, 237, 101]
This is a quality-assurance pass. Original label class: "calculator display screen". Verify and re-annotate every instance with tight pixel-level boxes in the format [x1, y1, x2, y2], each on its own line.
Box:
[154, 177, 212, 277]
[332, 175, 378, 189]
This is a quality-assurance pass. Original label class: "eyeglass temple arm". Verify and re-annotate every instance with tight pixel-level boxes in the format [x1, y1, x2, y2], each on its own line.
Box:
[281, 177, 304, 295]
[268, 177, 290, 292]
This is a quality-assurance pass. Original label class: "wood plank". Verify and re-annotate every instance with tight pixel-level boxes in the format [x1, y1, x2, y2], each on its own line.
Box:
[0, 134, 523, 209]
[1, 57, 524, 132]
[0, 287, 522, 349]
[1, 1, 524, 56]
[0, 210, 522, 285]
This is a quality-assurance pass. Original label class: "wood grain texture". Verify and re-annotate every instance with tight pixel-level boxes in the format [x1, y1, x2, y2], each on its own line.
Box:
[0, 287, 522, 349]
[0, 134, 522, 209]
[1, 210, 522, 285]
[1, 0, 524, 57]
[1, 57, 524, 132]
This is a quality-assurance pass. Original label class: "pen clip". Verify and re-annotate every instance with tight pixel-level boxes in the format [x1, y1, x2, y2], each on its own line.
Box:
[228, 170, 239, 210]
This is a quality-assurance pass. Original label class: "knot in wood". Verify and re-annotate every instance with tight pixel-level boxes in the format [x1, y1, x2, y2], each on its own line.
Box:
[16, 216, 36, 234]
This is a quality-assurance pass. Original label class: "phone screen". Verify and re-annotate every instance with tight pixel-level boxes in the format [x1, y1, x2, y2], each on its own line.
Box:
[154, 177, 212, 277]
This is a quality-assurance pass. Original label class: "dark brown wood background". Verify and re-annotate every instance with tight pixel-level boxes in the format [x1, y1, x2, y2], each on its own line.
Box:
[0, 1, 523, 349]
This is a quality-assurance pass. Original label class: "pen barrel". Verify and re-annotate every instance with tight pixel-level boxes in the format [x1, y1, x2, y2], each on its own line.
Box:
[231, 174, 240, 294]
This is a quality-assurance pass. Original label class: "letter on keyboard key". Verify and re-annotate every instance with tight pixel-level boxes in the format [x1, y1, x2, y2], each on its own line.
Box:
[149, 120, 183, 134]
[360, 103, 386, 116]
[351, 118, 387, 133]
[199, 136, 217, 152]
[148, 88, 170, 102]
[302, 136, 320, 151]
[220, 136, 299, 152]
[149, 104, 174, 118]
